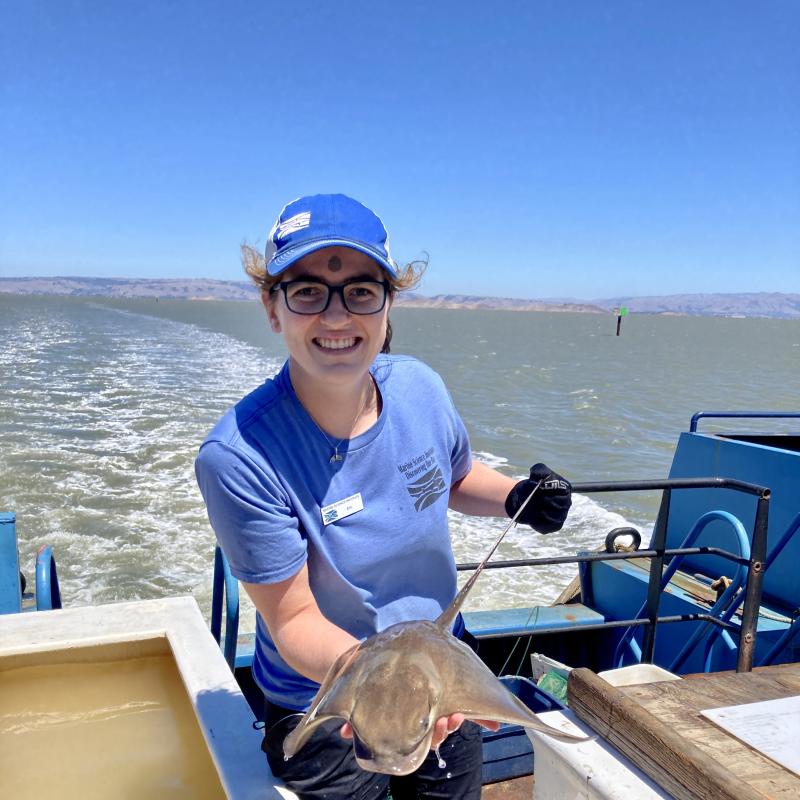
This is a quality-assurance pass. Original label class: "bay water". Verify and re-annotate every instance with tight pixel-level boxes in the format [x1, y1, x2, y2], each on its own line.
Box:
[2, 294, 799, 628]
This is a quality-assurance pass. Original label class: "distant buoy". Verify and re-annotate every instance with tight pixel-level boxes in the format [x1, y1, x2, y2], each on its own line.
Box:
[613, 306, 629, 336]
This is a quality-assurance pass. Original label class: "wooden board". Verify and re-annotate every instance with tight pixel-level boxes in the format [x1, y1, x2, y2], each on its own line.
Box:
[568, 663, 800, 800]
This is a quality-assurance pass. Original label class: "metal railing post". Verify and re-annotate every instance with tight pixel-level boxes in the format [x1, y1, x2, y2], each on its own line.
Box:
[641, 489, 671, 663]
[736, 490, 771, 672]
[211, 546, 240, 671]
[457, 476, 773, 673]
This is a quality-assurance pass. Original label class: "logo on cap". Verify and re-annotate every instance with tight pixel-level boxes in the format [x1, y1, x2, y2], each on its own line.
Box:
[275, 212, 311, 240]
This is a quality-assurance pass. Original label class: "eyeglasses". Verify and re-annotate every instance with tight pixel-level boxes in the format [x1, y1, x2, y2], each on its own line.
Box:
[270, 279, 391, 315]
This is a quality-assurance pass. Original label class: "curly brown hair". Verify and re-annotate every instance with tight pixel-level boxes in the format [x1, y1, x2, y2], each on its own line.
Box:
[241, 243, 426, 353]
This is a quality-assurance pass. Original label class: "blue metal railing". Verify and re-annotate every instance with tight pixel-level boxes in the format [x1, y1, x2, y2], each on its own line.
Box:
[666, 512, 749, 672]
[35, 545, 62, 610]
[610, 509, 750, 670]
[699, 512, 800, 669]
[1, 513, 63, 613]
[761, 614, 800, 666]
[210, 477, 774, 675]
[211, 545, 240, 670]
[690, 411, 800, 433]
[464, 477, 771, 673]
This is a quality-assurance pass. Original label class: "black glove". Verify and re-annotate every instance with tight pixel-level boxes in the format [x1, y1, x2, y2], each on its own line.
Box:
[504, 463, 572, 534]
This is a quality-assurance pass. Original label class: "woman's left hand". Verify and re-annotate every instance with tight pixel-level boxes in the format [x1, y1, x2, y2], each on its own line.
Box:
[430, 713, 500, 748]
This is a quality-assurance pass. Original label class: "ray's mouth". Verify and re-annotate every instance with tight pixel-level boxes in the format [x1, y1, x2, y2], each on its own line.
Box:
[351, 730, 432, 776]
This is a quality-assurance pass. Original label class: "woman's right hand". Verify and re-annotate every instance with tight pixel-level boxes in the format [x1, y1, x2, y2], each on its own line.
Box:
[340, 713, 499, 749]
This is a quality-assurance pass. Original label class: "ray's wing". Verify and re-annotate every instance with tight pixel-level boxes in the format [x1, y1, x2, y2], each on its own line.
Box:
[461, 686, 589, 743]
[436, 644, 590, 744]
[283, 642, 363, 757]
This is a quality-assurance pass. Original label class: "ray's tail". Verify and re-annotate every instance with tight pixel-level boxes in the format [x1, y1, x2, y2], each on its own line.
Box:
[436, 480, 542, 630]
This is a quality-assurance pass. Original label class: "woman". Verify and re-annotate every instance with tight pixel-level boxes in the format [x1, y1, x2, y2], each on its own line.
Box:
[195, 193, 571, 799]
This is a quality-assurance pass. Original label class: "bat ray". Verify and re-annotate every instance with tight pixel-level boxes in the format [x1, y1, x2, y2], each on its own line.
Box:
[283, 481, 589, 775]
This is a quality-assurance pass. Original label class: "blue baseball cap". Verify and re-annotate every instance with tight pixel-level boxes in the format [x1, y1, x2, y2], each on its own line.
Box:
[265, 193, 398, 278]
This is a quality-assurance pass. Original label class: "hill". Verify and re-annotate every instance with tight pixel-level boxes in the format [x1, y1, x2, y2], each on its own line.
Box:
[0, 276, 258, 301]
[594, 292, 800, 319]
[1, 277, 799, 318]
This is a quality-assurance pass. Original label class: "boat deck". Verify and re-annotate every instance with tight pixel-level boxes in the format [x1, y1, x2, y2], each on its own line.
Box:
[483, 774, 534, 798]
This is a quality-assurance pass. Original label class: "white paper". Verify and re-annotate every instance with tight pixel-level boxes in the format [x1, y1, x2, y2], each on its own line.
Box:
[701, 694, 800, 777]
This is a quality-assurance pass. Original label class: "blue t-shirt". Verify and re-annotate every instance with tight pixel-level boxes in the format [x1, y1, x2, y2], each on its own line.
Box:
[195, 354, 472, 709]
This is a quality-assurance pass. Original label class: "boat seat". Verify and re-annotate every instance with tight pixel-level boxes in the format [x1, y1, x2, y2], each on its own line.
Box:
[463, 604, 605, 639]
[233, 633, 257, 669]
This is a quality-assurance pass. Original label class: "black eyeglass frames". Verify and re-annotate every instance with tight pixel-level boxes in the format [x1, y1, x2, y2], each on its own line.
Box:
[269, 279, 391, 315]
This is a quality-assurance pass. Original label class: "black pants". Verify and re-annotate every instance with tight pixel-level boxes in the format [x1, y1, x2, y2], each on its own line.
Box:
[262, 702, 483, 800]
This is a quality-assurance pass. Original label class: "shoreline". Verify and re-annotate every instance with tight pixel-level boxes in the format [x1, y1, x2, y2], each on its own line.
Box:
[2, 278, 800, 318]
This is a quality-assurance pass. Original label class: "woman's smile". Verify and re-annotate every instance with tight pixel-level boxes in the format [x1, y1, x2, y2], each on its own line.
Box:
[314, 336, 360, 352]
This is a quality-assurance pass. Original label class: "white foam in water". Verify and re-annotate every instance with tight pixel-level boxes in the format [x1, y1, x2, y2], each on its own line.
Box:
[1, 300, 651, 632]
[0, 301, 271, 626]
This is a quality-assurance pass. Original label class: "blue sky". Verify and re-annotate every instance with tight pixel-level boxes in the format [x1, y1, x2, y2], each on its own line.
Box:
[1, 1, 798, 299]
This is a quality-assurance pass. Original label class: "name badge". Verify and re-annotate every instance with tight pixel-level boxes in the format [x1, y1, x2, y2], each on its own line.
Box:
[321, 493, 364, 526]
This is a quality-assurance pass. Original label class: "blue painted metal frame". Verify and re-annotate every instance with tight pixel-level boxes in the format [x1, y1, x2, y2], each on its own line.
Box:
[761, 615, 800, 666]
[211, 545, 240, 670]
[699, 512, 800, 669]
[612, 509, 749, 669]
[662, 513, 747, 669]
[576, 477, 770, 672]
[668, 431, 796, 611]
[1, 512, 22, 614]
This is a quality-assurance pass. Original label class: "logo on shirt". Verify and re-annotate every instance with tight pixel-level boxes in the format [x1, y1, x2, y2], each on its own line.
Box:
[398, 447, 446, 511]
[406, 466, 447, 511]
